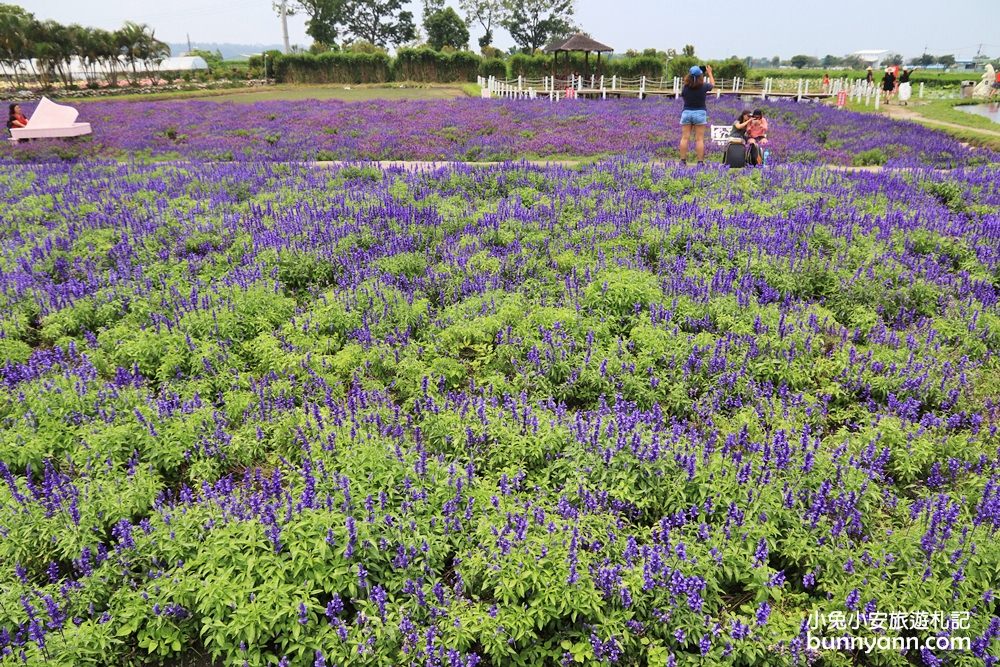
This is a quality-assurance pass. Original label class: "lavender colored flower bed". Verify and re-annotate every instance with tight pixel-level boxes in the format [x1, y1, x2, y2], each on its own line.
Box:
[1, 160, 998, 665]
[2, 98, 994, 167]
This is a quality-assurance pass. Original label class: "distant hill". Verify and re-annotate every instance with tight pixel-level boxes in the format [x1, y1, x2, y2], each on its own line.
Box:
[167, 43, 292, 61]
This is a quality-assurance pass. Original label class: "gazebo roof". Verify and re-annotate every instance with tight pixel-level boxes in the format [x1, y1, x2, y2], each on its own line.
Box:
[545, 34, 613, 53]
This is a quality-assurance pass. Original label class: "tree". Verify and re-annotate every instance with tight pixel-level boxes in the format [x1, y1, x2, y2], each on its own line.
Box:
[789, 54, 811, 69]
[884, 53, 903, 66]
[422, 0, 445, 16]
[682, 44, 695, 57]
[190, 48, 224, 68]
[115, 21, 169, 84]
[30, 20, 77, 86]
[770, 55, 780, 67]
[339, 0, 415, 47]
[294, 0, 345, 46]
[0, 4, 34, 85]
[936, 54, 955, 68]
[424, 8, 469, 51]
[821, 54, 841, 67]
[842, 54, 865, 70]
[460, 0, 502, 50]
[500, 0, 574, 54]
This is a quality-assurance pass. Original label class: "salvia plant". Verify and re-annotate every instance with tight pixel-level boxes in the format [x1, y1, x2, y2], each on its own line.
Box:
[0, 98, 996, 167]
[0, 153, 997, 667]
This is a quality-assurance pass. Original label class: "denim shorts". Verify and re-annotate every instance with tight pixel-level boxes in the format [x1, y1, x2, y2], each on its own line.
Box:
[680, 109, 708, 125]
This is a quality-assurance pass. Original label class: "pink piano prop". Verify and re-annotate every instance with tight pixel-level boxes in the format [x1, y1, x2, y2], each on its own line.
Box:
[9, 97, 92, 140]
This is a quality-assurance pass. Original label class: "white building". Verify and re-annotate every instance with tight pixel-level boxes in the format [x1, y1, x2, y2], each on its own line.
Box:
[2, 56, 208, 81]
[849, 50, 890, 66]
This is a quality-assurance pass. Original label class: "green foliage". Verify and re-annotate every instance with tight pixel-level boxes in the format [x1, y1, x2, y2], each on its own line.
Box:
[0, 162, 996, 667]
[500, 0, 574, 54]
[424, 7, 470, 51]
[852, 148, 888, 166]
[394, 48, 480, 82]
[709, 57, 747, 80]
[667, 55, 699, 79]
[583, 268, 664, 320]
[272, 51, 392, 84]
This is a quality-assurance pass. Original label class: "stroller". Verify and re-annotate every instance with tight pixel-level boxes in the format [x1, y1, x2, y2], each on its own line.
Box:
[722, 137, 747, 168]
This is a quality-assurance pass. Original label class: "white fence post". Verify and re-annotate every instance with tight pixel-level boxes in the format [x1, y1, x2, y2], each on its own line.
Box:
[612, 74, 617, 91]
[919, 82, 924, 99]
[590, 74, 595, 89]
[796, 79, 802, 101]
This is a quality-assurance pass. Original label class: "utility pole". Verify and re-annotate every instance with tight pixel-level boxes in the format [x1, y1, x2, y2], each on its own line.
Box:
[280, 0, 290, 54]
[187, 33, 192, 54]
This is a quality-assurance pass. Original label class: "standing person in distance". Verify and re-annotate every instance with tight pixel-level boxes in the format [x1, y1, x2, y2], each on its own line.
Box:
[679, 64, 714, 165]
[897, 67, 915, 105]
[881, 67, 896, 104]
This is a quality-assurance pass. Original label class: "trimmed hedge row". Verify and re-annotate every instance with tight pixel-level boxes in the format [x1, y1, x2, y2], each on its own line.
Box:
[267, 50, 668, 84]
[273, 52, 391, 84]
[508, 53, 665, 80]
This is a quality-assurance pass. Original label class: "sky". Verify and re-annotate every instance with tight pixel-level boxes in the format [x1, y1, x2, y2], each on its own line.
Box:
[29, 0, 999, 61]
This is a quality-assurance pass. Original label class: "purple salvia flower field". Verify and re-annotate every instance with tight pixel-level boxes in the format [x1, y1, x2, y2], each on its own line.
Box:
[1, 98, 996, 166]
[0, 97, 998, 667]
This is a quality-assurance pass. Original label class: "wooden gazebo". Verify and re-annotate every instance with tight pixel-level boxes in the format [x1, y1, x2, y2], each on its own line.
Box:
[545, 34, 614, 77]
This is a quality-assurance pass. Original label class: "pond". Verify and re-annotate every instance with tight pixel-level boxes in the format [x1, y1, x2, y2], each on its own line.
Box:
[957, 102, 1000, 123]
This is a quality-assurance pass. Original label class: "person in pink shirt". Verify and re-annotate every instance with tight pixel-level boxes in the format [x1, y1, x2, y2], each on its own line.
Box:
[746, 109, 768, 166]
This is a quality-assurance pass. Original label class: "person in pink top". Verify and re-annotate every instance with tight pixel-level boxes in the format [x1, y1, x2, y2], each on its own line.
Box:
[746, 109, 768, 166]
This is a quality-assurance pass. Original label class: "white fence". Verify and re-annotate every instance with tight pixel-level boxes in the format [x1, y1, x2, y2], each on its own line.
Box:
[477, 75, 925, 105]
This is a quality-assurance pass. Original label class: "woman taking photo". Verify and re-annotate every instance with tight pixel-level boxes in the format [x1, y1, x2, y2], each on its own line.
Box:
[679, 64, 714, 164]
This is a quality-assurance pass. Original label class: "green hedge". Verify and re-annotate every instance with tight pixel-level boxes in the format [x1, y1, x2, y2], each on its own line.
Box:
[666, 57, 747, 81]
[394, 48, 481, 82]
[508, 53, 556, 79]
[508, 53, 665, 80]
[478, 58, 507, 79]
[269, 49, 669, 85]
[749, 68, 970, 87]
[273, 52, 391, 84]
[606, 56, 664, 79]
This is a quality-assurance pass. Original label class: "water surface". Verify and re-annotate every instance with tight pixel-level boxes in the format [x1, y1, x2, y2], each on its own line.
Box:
[957, 103, 1000, 123]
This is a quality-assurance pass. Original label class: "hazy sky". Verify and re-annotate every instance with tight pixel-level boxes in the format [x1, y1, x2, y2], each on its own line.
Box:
[29, 0, 999, 60]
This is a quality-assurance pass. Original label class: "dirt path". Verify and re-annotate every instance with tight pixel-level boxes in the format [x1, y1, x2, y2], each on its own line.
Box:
[307, 160, 953, 174]
[882, 104, 1000, 138]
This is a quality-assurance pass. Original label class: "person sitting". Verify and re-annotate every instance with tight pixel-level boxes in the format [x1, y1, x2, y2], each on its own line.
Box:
[720, 110, 752, 168]
[745, 109, 768, 166]
[7, 103, 29, 142]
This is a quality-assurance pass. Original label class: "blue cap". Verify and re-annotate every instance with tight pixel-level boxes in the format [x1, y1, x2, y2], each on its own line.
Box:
[689, 66, 703, 77]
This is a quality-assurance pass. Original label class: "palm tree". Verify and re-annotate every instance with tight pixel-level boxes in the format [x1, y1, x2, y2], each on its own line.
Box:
[116, 21, 169, 84]
[0, 6, 31, 86]
[78, 26, 116, 86]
